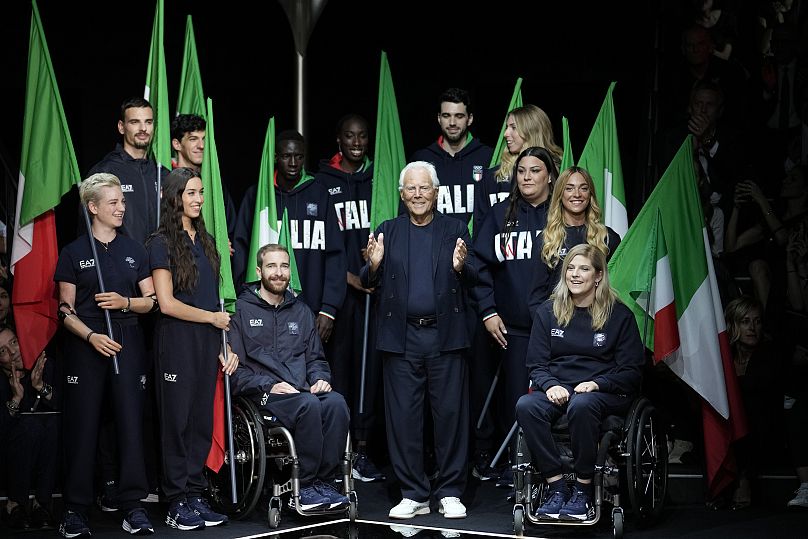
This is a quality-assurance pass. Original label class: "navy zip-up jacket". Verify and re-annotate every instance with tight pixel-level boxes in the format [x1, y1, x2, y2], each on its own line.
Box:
[87, 144, 170, 245]
[528, 300, 643, 395]
[233, 176, 346, 319]
[410, 137, 493, 225]
[314, 156, 374, 275]
[472, 197, 549, 336]
[229, 288, 331, 396]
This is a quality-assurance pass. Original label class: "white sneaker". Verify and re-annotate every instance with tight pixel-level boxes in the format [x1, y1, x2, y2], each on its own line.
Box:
[787, 485, 808, 508]
[389, 498, 430, 519]
[438, 496, 466, 519]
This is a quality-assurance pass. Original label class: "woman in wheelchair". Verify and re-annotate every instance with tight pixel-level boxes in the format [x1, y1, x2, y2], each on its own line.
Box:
[516, 243, 643, 520]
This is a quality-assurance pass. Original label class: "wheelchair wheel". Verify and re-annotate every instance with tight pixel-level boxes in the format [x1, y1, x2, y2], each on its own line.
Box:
[612, 507, 624, 538]
[206, 397, 266, 520]
[268, 506, 281, 528]
[513, 506, 525, 536]
[626, 401, 668, 525]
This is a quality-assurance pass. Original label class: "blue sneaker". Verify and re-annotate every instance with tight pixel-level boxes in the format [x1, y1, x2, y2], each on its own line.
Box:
[59, 510, 91, 538]
[165, 500, 205, 531]
[122, 508, 154, 535]
[187, 496, 228, 526]
[352, 453, 386, 482]
[558, 486, 594, 521]
[314, 479, 350, 509]
[534, 488, 569, 519]
[295, 485, 331, 511]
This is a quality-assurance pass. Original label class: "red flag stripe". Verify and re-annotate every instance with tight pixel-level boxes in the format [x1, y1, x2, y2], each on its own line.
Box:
[652, 301, 679, 362]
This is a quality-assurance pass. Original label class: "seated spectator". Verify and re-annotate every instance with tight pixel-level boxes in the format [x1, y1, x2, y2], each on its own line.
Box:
[0, 326, 59, 530]
[724, 296, 784, 509]
[516, 244, 644, 520]
[229, 244, 350, 511]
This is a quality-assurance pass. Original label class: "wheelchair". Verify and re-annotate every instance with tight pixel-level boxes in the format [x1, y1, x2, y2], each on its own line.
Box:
[204, 395, 358, 528]
[512, 396, 668, 538]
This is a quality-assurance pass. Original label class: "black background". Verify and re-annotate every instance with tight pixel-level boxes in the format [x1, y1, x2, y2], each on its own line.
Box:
[1, 0, 670, 225]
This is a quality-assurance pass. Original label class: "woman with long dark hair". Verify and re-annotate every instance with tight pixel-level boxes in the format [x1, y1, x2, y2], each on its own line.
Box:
[146, 167, 238, 531]
[473, 146, 559, 481]
[516, 243, 643, 520]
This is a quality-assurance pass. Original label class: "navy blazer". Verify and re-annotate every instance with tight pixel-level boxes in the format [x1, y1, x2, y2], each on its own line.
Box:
[360, 212, 479, 354]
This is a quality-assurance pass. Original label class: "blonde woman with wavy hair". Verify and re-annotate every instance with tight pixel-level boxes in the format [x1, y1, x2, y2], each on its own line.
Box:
[528, 166, 622, 313]
[474, 105, 563, 232]
[516, 243, 643, 520]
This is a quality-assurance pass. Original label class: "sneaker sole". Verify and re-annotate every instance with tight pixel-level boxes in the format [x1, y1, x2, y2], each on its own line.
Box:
[122, 521, 155, 535]
[351, 469, 384, 482]
[471, 469, 496, 481]
[140, 494, 160, 503]
[59, 527, 90, 538]
[439, 510, 467, 519]
[389, 507, 430, 519]
[165, 516, 205, 531]
[558, 510, 594, 521]
[200, 518, 227, 527]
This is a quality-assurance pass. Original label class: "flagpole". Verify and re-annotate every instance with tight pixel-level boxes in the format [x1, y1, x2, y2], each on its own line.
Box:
[156, 161, 162, 223]
[640, 212, 661, 351]
[219, 299, 237, 503]
[476, 357, 503, 430]
[358, 293, 371, 414]
[79, 205, 120, 375]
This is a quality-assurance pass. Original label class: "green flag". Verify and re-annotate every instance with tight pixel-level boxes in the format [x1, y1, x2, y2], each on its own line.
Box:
[489, 77, 523, 168]
[144, 0, 171, 168]
[560, 116, 575, 171]
[199, 98, 236, 311]
[176, 15, 205, 118]
[370, 51, 406, 229]
[578, 82, 628, 236]
[246, 118, 280, 283]
[10, 0, 81, 369]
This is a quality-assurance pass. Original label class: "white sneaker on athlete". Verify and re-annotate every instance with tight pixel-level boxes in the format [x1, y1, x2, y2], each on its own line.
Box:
[389, 498, 430, 519]
[438, 496, 466, 518]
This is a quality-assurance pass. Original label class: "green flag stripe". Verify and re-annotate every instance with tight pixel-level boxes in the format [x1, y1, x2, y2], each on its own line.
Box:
[176, 15, 205, 118]
[489, 77, 523, 168]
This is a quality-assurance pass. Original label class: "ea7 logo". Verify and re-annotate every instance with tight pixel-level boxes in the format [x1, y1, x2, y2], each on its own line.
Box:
[551, 329, 565, 338]
[249, 319, 263, 327]
[79, 259, 96, 270]
[164, 373, 178, 382]
[125, 256, 136, 268]
[261, 392, 269, 406]
[121, 184, 134, 192]
[67, 375, 79, 384]
[328, 186, 342, 195]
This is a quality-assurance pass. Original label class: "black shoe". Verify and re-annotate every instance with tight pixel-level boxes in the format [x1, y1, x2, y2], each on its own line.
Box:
[122, 508, 155, 535]
[59, 510, 91, 538]
[558, 486, 595, 521]
[6, 504, 27, 529]
[314, 479, 350, 509]
[187, 496, 228, 527]
[352, 453, 386, 482]
[96, 480, 119, 512]
[471, 450, 498, 481]
[29, 504, 55, 529]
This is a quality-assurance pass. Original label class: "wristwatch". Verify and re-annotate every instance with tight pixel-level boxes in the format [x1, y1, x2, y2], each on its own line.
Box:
[121, 297, 131, 313]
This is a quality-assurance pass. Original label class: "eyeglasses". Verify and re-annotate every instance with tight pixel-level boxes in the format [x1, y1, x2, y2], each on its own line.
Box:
[403, 185, 434, 195]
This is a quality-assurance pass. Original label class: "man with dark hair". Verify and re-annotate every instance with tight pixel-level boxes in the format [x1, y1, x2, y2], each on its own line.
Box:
[87, 97, 169, 245]
[410, 88, 494, 225]
[229, 244, 350, 511]
[234, 131, 346, 339]
[170, 113, 237, 240]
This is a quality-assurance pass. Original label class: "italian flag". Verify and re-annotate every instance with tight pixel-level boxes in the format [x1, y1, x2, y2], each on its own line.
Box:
[578, 82, 628, 237]
[246, 118, 301, 293]
[176, 15, 205, 118]
[10, 0, 79, 369]
[560, 115, 575, 172]
[609, 136, 747, 498]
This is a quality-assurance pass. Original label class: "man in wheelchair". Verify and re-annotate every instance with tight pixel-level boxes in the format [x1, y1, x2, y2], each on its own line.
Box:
[515, 245, 643, 521]
[229, 244, 351, 511]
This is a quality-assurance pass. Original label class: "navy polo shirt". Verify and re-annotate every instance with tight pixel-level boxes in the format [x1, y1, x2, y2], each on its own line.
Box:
[147, 233, 219, 313]
[54, 234, 150, 323]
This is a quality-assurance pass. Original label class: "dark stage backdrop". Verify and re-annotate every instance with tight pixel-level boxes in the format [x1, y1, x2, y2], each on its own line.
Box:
[1, 0, 664, 242]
